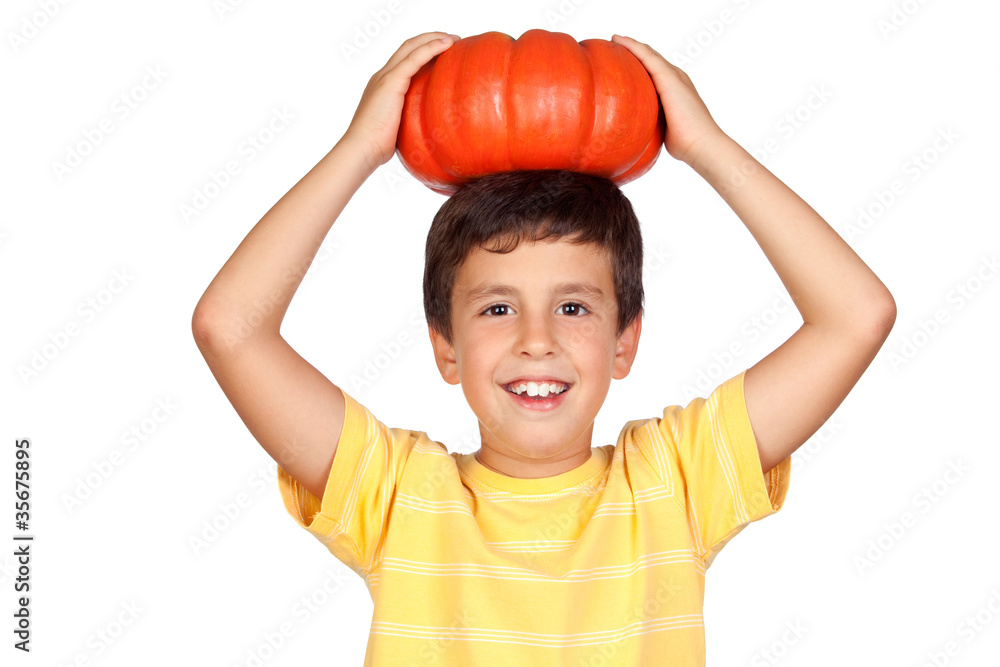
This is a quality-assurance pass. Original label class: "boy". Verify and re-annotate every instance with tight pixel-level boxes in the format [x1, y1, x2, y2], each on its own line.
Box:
[192, 32, 896, 665]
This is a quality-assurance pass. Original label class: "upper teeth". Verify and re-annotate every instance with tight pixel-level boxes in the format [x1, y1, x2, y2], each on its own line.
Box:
[509, 381, 567, 397]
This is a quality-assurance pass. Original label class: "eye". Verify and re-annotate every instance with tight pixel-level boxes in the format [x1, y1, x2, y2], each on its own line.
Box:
[559, 302, 589, 316]
[482, 303, 510, 317]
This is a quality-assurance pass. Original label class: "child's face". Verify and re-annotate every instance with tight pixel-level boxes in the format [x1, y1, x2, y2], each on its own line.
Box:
[429, 237, 641, 477]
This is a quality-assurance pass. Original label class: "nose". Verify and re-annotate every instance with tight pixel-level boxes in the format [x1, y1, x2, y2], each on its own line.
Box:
[515, 309, 559, 358]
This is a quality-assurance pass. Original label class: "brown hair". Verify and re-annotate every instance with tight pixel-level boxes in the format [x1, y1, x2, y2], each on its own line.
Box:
[423, 169, 644, 343]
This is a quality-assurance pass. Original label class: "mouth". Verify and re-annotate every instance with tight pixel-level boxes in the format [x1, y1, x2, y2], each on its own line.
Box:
[502, 380, 570, 399]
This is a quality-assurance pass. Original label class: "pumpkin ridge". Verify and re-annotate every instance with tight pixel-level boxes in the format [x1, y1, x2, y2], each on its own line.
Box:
[580, 38, 599, 174]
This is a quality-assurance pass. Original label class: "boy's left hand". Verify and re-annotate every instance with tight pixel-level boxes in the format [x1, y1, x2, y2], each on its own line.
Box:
[611, 34, 727, 165]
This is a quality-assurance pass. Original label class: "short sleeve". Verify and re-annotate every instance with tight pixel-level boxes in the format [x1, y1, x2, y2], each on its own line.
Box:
[635, 369, 790, 567]
[276, 388, 418, 577]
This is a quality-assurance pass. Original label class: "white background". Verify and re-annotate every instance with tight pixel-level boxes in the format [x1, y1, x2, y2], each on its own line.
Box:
[3, 0, 999, 665]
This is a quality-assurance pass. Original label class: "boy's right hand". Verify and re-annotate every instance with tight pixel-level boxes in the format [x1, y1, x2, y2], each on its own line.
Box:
[341, 32, 459, 172]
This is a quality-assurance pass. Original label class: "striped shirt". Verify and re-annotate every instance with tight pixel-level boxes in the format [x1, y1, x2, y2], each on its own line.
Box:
[277, 369, 791, 666]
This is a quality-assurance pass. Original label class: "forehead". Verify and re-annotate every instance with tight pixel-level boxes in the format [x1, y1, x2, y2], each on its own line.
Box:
[454, 238, 613, 298]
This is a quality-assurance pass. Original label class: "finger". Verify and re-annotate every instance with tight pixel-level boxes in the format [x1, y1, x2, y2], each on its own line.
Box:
[380, 32, 457, 75]
[611, 34, 660, 58]
[612, 34, 692, 88]
[614, 34, 683, 74]
[392, 34, 458, 79]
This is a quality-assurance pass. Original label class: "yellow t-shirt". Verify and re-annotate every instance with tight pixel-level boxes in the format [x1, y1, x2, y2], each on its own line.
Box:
[277, 369, 790, 666]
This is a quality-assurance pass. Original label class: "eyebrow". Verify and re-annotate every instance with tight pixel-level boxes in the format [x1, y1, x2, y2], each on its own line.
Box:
[463, 281, 606, 304]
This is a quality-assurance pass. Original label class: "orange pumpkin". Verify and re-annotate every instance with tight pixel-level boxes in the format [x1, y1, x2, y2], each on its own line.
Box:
[396, 29, 665, 195]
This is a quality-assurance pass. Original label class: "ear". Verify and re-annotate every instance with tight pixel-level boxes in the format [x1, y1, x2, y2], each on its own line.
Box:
[612, 313, 642, 380]
[428, 325, 461, 385]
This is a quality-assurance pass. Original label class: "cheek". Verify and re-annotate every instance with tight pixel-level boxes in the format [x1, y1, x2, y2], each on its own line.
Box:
[561, 321, 616, 359]
[455, 331, 496, 377]
[566, 314, 611, 345]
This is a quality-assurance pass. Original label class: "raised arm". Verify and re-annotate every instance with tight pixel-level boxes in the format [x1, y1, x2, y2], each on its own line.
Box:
[613, 35, 896, 474]
[191, 33, 458, 499]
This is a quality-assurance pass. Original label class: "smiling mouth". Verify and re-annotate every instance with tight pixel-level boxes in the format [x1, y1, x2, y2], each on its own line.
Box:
[504, 381, 570, 398]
